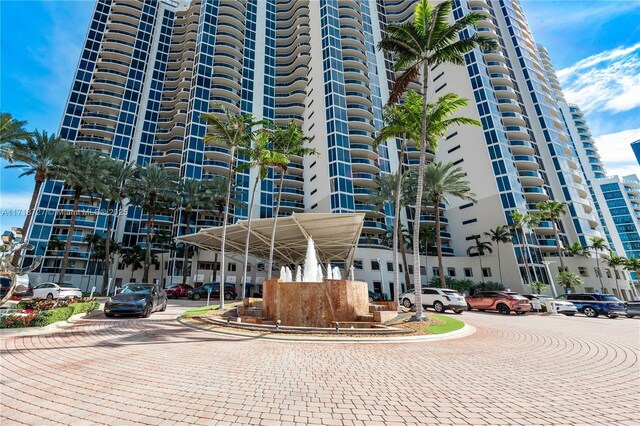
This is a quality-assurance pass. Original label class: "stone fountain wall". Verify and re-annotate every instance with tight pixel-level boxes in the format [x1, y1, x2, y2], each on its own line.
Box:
[262, 279, 370, 327]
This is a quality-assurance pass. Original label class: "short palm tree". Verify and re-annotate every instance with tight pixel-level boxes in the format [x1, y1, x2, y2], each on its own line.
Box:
[557, 271, 583, 293]
[97, 158, 136, 292]
[588, 237, 609, 291]
[1, 113, 30, 159]
[4, 130, 72, 265]
[423, 162, 475, 295]
[564, 242, 589, 258]
[485, 225, 511, 285]
[466, 237, 493, 284]
[202, 105, 263, 308]
[121, 245, 147, 282]
[379, 0, 492, 318]
[606, 254, 627, 298]
[510, 210, 538, 285]
[267, 122, 317, 279]
[128, 164, 175, 283]
[237, 133, 288, 299]
[58, 147, 104, 283]
[83, 232, 104, 278]
[177, 178, 207, 285]
[530, 281, 547, 295]
[536, 200, 568, 270]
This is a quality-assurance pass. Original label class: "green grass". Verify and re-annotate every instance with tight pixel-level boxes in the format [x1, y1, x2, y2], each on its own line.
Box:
[426, 314, 465, 334]
[181, 304, 220, 318]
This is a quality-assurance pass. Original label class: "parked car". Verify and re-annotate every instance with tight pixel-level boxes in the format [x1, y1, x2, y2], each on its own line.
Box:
[522, 294, 578, 316]
[466, 291, 532, 315]
[368, 291, 382, 303]
[400, 287, 467, 314]
[104, 283, 167, 318]
[625, 300, 640, 318]
[556, 293, 626, 318]
[165, 284, 194, 299]
[191, 283, 237, 301]
[32, 282, 82, 300]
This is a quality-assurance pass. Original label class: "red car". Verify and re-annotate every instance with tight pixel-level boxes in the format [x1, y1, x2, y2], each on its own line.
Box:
[165, 284, 194, 299]
[466, 291, 532, 315]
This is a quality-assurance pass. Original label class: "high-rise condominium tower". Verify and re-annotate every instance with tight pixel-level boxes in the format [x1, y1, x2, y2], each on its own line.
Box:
[23, 0, 636, 298]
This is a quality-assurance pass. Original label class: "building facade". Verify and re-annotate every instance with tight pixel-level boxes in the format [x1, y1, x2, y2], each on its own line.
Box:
[23, 0, 636, 299]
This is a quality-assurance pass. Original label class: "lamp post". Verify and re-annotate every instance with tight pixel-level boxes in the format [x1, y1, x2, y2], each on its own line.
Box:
[542, 260, 558, 298]
[375, 257, 385, 299]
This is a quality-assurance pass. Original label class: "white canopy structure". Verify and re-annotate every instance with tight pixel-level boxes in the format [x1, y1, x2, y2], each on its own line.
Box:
[175, 213, 366, 267]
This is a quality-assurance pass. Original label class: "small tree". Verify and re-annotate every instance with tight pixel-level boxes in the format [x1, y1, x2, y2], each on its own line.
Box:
[588, 237, 609, 292]
[485, 225, 511, 286]
[466, 237, 492, 284]
[530, 281, 547, 295]
[557, 271, 583, 293]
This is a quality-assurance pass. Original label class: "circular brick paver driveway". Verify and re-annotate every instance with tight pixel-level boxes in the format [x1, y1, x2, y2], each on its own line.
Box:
[1, 300, 638, 426]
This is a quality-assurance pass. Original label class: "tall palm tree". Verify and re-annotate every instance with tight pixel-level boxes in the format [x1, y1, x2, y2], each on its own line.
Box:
[129, 164, 175, 283]
[97, 158, 136, 292]
[202, 106, 263, 309]
[267, 122, 317, 279]
[606, 254, 627, 299]
[485, 225, 511, 285]
[121, 245, 147, 282]
[564, 242, 589, 258]
[373, 91, 422, 307]
[370, 172, 413, 293]
[4, 130, 72, 265]
[419, 224, 437, 284]
[84, 232, 104, 288]
[510, 210, 538, 286]
[1, 113, 30, 159]
[466, 237, 493, 284]
[588, 237, 609, 291]
[237, 133, 288, 299]
[536, 200, 568, 270]
[58, 147, 104, 283]
[177, 178, 207, 285]
[624, 257, 640, 299]
[423, 162, 475, 297]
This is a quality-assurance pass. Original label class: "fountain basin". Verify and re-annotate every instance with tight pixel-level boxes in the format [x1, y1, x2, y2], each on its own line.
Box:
[263, 279, 370, 327]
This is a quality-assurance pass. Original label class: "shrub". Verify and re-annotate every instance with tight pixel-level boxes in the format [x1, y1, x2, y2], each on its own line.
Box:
[469, 281, 505, 295]
[428, 276, 474, 294]
[0, 301, 100, 329]
[1, 313, 41, 328]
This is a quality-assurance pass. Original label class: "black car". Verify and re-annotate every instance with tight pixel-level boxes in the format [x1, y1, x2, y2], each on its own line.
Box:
[104, 283, 167, 318]
[191, 283, 237, 301]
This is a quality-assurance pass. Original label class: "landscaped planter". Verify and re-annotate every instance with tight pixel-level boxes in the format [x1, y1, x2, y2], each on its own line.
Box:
[0, 300, 99, 329]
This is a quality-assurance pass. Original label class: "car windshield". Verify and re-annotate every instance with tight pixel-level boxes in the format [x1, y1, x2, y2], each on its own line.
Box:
[121, 284, 154, 294]
[59, 283, 76, 288]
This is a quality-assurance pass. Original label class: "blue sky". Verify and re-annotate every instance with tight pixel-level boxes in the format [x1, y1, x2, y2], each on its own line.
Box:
[1, 0, 639, 233]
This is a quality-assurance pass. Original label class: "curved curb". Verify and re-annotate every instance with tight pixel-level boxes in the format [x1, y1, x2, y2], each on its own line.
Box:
[176, 316, 476, 344]
[0, 306, 103, 340]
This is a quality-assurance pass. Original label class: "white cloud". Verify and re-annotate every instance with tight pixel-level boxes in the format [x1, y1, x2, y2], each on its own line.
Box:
[0, 192, 34, 232]
[557, 43, 640, 114]
[593, 128, 640, 177]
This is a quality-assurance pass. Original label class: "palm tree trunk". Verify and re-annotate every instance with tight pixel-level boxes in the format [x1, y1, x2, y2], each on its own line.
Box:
[181, 210, 192, 285]
[399, 229, 411, 287]
[267, 172, 285, 279]
[596, 253, 604, 291]
[520, 228, 532, 285]
[553, 219, 565, 271]
[478, 252, 484, 284]
[102, 200, 115, 293]
[392, 173, 402, 311]
[241, 175, 260, 300]
[59, 187, 81, 283]
[11, 176, 44, 266]
[142, 203, 155, 283]
[219, 148, 235, 310]
[435, 199, 445, 289]
[496, 242, 503, 285]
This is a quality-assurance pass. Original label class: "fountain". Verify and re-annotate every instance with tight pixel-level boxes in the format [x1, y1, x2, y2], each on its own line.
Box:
[261, 237, 376, 327]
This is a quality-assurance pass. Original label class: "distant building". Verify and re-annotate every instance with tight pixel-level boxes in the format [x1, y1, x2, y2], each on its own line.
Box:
[632, 140, 640, 166]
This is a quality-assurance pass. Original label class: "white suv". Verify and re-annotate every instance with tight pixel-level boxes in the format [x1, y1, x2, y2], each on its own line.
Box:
[400, 287, 467, 314]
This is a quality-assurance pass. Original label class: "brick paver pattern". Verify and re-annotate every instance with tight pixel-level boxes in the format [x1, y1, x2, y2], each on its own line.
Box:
[1, 300, 639, 426]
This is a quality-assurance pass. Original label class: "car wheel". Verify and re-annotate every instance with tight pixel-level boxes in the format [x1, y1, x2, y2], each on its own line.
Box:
[583, 306, 599, 318]
[46, 293, 54, 301]
[104, 312, 115, 318]
[160, 300, 167, 312]
[402, 298, 412, 308]
[142, 303, 153, 318]
[607, 314, 618, 319]
[626, 314, 634, 318]
[224, 292, 233, 301]
[192, 293, 201, 300]
[563, 313, 575, 316]
[515, 312, 526, 315]
[497, 304, 510, 315]
[186, 291, 193, 298]
[433, 301, 445, 313]
[369, 297, 374, 303]
[467, 303, 473, 311]
[453, 309, 463, 315]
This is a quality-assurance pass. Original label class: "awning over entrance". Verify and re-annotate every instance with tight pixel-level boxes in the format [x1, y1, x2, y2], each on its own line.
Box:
[175, 213, 365, 267]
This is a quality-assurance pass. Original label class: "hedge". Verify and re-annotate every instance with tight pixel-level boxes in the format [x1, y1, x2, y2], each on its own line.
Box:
[0, 301, 100, 329]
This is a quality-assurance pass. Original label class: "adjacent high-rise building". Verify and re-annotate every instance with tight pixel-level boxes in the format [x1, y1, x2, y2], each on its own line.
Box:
[23, 0, 637, 299]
